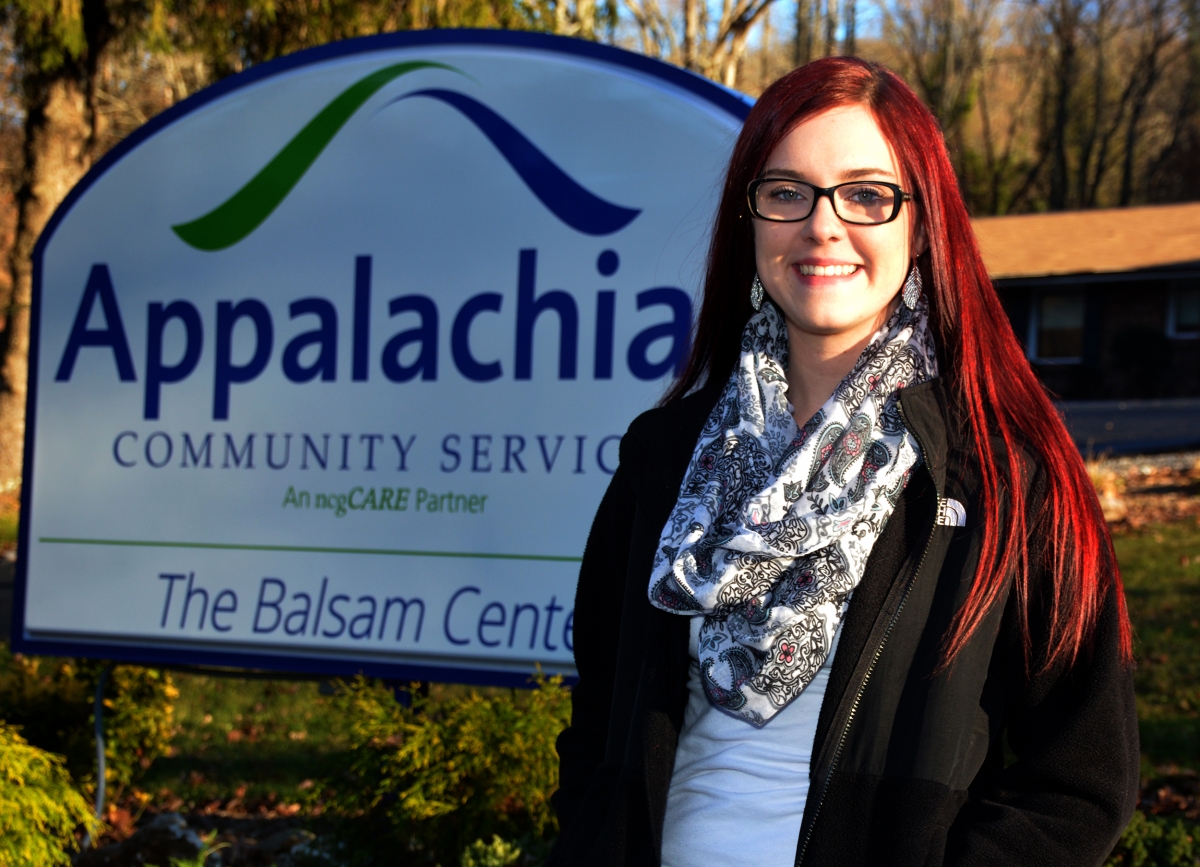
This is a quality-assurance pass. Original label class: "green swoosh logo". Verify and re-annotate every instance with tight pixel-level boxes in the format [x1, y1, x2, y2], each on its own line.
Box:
[173, 60, 464, 251]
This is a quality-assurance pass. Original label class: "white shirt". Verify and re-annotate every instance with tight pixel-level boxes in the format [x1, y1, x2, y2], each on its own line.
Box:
[660, 616, 840, 867]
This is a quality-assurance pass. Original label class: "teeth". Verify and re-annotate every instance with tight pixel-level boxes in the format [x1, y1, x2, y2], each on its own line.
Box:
[799, 263, 859, 276]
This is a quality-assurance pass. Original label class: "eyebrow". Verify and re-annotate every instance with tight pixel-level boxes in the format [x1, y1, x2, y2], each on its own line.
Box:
[762, 167, 899, 181]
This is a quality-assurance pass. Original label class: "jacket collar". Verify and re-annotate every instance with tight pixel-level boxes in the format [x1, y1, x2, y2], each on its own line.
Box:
[897, 376, 951, 497]
[623, 380, 724, 521]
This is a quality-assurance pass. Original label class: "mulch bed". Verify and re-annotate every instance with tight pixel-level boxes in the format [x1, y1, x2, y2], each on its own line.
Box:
[1091, 452, 1200, 530]
[1140, 768, 1200, 822]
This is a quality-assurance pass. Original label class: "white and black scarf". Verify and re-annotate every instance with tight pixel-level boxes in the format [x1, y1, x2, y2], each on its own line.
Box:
[647, 297, 938, 726]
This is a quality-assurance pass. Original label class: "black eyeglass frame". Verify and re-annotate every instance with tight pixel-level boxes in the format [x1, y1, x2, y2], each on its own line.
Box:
[747, 177, 914, 225]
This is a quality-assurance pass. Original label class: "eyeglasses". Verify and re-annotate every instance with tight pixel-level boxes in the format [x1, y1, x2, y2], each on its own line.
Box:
[747, 178, 913, 225]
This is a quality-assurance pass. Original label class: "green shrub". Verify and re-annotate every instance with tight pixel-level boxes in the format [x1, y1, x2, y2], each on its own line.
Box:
[0, 509, 17, 547]
[146, 843, 228, 867]
[461, 835, 521, 867]
[324, 673, 571, 863]
[0, 721, 99, 867]
[0, 646, 177, 797]
[1106, 811, 1200, 867]
[97, 664, 178, 793]
[0, 649, 92, 773]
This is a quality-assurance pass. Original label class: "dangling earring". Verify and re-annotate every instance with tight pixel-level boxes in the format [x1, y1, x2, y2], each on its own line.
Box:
[751, 274, 764, 311]
[902, 262, 922, 310]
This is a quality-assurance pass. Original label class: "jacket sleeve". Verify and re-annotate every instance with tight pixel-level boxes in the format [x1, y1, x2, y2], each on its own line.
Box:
[946, 514, 1140, 865]
[551, 457, 638, 836]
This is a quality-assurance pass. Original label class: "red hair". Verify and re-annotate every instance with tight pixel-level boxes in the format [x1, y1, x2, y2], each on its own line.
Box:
[667, 57, 1132, 671]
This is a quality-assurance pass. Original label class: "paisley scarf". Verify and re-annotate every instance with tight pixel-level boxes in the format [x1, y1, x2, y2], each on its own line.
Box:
[647, 297, 938, 726]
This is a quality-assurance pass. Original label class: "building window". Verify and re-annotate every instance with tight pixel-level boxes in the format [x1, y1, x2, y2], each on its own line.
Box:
[1168, 282, 1200, 338]
[1029, 291, 1085, 363]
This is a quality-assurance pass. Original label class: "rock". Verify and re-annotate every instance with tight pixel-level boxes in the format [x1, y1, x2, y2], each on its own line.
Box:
[280, 836, 339, 866]
[1100, 490, 1128, 523]
[256, 828, 316, 856]
[1093, 469, 1128, 523]
[76, 812, 210, 867]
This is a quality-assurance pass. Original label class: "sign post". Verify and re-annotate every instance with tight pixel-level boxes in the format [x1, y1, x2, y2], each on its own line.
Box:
[14, 30, 749, 684]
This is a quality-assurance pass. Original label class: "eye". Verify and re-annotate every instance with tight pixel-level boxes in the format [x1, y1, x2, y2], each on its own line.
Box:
[764, 182, 810, 203]
[844, 184, 891, 204]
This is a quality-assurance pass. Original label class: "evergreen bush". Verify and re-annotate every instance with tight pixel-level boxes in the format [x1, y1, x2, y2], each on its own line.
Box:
[97, 664, 179, 792]
[460, 835, 522, 867]
[1106, 811, 1199, 866]
[324, 673, 570, 864]
[0, 645, 177, 797]
[0, 721, 98, 866]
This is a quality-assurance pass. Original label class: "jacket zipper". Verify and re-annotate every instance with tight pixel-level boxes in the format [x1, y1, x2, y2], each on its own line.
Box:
[794, 419, 942, 867]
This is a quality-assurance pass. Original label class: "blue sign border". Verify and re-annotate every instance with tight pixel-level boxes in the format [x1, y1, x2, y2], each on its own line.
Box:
[13, 29, 751, 687]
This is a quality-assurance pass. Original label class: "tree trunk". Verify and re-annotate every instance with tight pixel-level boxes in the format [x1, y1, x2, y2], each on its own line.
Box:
[843, 0, 856, 55]
[761, 11, 772, 88]
[720, 23, 754, 85]
[824, 0, 838, 55]
[1119, 3, 1168, 206]
[1119, 65, 1159, 205]
[1047, 1, 1078, 210]
[794, 0, 813, 66]
[0, 0, 113, 494]
[684, 0, 702, 70]
[0, 76, 95, 492]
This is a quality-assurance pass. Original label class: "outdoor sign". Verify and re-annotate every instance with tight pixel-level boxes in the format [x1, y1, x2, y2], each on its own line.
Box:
[14, 30, 749, 684]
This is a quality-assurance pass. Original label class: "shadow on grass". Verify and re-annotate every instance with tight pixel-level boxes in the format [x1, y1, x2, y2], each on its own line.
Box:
[140, 673, 356, 810]
[141, 740, 359, 806]
[1139, 717, 1200, 770]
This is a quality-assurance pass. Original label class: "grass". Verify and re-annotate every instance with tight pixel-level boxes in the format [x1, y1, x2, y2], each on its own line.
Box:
[139, 674, 354, 809]
[1113, 522, 1200, 773]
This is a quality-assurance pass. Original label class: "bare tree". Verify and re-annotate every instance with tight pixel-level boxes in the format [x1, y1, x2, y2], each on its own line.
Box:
[761, 8, 773, 85]
[876, 0, 1002, 161]
[1006, 0, 1187, 209]
[1072, 0, 1122, 207]
[624, 0, 780, 86]
[1148, 0, 1200, 200]
[1118, 0, 1179, 202]
[824, 0, 839, 55]
[971, 42, 1042, 213]
[794, 0, 816, 64]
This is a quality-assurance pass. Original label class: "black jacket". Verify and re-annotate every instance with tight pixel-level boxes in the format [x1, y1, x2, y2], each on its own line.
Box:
[549, 376, 1139, 867]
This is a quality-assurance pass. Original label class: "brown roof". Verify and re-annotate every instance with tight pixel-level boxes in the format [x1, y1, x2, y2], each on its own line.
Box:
[970, 202, 1200, 280]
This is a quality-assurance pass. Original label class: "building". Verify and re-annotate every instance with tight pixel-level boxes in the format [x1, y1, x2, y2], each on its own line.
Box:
[974, 203, 1200, 452]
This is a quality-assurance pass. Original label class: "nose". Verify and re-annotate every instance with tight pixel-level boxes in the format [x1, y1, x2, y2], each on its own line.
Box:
[803, 193, 843, 244]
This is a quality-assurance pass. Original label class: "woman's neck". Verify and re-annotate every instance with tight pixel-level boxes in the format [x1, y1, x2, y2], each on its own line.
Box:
[785, 331, 871, 425]
[778, 295, 901, 426]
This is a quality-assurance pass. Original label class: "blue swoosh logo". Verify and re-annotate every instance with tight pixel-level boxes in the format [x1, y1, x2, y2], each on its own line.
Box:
[384, 89, 641, 236]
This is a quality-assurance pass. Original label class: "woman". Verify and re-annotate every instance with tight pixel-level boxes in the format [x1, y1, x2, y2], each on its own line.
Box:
[549, 57, 1139, 867]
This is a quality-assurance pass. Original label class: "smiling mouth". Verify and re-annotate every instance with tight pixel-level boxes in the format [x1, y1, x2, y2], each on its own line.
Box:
[796, 263, 860, 277]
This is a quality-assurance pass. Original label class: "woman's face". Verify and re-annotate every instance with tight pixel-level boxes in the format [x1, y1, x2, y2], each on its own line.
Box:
[752, 104, 924, 345]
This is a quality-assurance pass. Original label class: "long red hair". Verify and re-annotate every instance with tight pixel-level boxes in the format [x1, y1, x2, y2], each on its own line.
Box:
[666, 57, 1132, 671]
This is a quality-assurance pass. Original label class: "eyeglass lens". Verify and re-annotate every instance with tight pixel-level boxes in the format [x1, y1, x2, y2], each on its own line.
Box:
[755, 180, 898, 223]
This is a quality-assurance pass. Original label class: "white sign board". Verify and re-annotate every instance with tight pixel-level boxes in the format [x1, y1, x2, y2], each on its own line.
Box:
[15, 30, 747, 684]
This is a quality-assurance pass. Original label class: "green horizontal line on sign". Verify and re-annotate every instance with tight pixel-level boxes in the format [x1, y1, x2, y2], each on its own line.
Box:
[37, 537, 582, 563]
